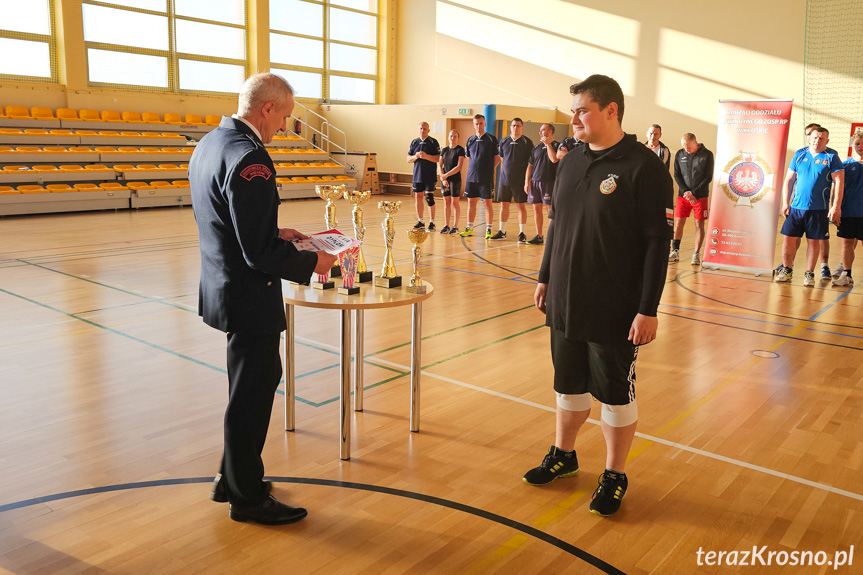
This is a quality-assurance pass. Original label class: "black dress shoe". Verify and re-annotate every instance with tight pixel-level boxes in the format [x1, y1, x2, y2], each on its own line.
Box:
[210, 473, 273, 503]
[229, 495, 308, 525]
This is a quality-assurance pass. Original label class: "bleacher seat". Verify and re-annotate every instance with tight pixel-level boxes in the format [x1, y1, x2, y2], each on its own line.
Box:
[184, 114, 205, 126]
[122, 111, 143, 123]
[205, 115, 220, 125]
[0, 186, 18, 194]
[2, 165, 28, 172]
[84, 164, 112, 172]
[112, 164, 137, 172]
[125, 182, 153, 191]
[60, 165, 85, 172]
[24, 129, 49, 135]
[46, 184, 75, 193]
[99, 131, 121, 137]
[31, 107, 56, 120]
[101, 110, 123, 122]
[50, 129, 75, 136]
[57, 108, 79, 120]
[150, 181, 176, 188]
[5, 106, 32, 119]
[158, 164, 180, 170]
[141, 112, 164, 124]
[32, 165, 60, 172]
[99, 182, 128, 190]
[43, 147, 68, 153]
[79, 110, 104, 122]
[18, 185, 47, 193]
[164, 113, 183, 125]
[73, 183, 100, 191]
[172, 180, 190, 188]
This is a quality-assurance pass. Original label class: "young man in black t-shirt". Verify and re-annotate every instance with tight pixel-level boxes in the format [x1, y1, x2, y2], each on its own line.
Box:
[523, 75, 673, 517]
[460, 114, 501, 238]
[524, 123, 559, 244]
[438, 129, 465, 234]
[491, 118, 533, 241]
[407, 121, 441, 231]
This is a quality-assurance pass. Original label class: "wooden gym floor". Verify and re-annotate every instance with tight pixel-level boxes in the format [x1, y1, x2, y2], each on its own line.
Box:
[0, 199, 861, 574]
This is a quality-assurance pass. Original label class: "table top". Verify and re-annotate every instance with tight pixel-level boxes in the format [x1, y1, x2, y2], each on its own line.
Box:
[283, 279, 433, 310]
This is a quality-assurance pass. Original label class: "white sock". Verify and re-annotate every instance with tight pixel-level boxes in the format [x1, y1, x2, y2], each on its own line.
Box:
[466, 222, 473, 230]
[486, 223, 493, 230]
[500, 222, 507, 232]
[519, 224, 525, 233]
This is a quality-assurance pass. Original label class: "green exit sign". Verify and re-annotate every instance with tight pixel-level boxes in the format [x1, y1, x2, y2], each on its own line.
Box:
[458, 108, 471, 115]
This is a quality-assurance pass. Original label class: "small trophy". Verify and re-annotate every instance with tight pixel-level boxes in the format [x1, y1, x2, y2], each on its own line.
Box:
[343, 189, 373, 283]
[338, 246, 361, 295]
[406, 228, 429, 294]
[315, 184, 344, 278]
[375, 200, 402, 288]
[312, 270, 335, 290]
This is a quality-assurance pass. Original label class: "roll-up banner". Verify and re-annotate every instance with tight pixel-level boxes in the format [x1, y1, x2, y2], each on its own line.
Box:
[703, 100, 793, 275]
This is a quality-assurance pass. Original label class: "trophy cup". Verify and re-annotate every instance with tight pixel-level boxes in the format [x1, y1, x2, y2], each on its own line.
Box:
[312, 270, 335, 290]
[314, 184, 343, 278]
[374, 200, 403, 288]
[405, 228, 429, 294]
[343, 188, 374, 283]
[338, 246, 361, 295]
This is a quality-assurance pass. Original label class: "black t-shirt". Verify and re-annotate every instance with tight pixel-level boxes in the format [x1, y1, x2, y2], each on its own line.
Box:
[440, 145, 465, 180]
[408, 136, 441, 184]
[538, 134, 673, 344]
[498, 135, 533, 187]
[560, 137, 582, 152]
[465, 132, 499, 184]
[529, 140, 560, 182]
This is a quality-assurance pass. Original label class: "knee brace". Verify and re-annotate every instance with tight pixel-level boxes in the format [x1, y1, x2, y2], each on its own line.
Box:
[556, 392, 592, 412]
[424, 192, 435, 207]
[600, 400, 638, 427]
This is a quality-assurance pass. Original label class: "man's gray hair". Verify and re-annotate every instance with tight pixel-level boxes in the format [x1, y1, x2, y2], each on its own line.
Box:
[238, 73, 294, 116]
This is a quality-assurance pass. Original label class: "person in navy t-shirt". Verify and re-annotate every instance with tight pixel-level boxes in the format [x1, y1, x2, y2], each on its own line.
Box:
[407, 121, 441, 231]
[775, 126, 844, 286]
[832, 132, 863, 286]
[459, 114, 500, 238]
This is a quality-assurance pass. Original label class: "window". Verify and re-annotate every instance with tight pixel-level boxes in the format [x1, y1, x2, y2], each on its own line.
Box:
[0, 0, 56, 82]
[270, 0, 378, 103]
[82, 0, 248, 94]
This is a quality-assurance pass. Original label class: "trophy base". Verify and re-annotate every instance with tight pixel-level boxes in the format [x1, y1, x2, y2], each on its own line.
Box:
[313, 281, 335, 290]
[405, 284, 428, 294]
[330, 265, 342, 278]
[374, 275, 402, 289]
[357, 271, 373, 283]
[338, 286, 360, 295]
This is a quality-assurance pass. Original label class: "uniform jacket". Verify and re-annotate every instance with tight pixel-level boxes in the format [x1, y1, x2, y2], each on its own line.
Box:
[190, 116, 318, 334]
[673, 143, 714, 198]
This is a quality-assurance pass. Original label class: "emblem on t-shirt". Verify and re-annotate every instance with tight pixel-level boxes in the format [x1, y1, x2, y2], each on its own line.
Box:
[718, 151, 774, 208]
[240, 164, 273, 181]
[600, 175, 618, 194]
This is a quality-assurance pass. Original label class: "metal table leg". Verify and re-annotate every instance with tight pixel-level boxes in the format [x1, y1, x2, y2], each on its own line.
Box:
[340, 309, 352, 460]
[284, 304, 295, 431]
[354, 309, 364, 411]
[410, 301, 422, 432]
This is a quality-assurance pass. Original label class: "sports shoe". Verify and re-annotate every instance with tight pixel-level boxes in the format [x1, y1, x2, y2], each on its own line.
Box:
[459, 228, 473, 237]
[490, 230, 506, 240]
[526, 235, 544, 245]
[449, 227, 460, 235]
[439, 225, 450, 234]
[774, 266, 793, 282]
[803, 270, 815, 287]
[517, 232, 527, 243]
[668, 249, 680, 262]
[413, 220, 425, 230]
[484, 227, 493, 239]
[589, 470, 628, 516]
[833, 263, 844, 279]
[691, 252, 701, 266]
[820, 265, 831, 280]
[427, 221, 436, 232]
[772, 263, 784, 279]
[832, 271, 854, 286]
[522, 446, 579, 486]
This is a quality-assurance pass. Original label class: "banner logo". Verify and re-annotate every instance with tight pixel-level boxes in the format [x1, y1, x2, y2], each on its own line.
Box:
[600, 175, 618, 194]
[719, 152, 774, 207]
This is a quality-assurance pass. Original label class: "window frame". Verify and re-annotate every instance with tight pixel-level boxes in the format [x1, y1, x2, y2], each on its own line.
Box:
[0, 0, 59, 84]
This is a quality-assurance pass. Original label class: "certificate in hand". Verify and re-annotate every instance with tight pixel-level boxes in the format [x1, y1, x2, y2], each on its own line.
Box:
[291, 229, 361, 255]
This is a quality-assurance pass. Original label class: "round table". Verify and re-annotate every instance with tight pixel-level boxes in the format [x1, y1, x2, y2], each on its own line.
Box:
[283, 280, 434, 460]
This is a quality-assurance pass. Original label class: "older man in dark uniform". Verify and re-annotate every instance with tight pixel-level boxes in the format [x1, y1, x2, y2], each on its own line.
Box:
[190, 73, 335, 525]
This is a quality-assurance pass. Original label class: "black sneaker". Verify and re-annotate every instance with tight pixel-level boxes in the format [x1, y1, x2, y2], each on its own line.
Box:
[589, 470, 628, 516]
[490, 230, 506, 240]
[439, 225, 450, 234]
[427, 221, 436, 232]
[449, 227, 459, 235]
[517, 232, 527, 243]
[522, 446, 579, 486]
[413, 220, 425, 229]
[526, 234, 544, 245]
[821, 265, 831, 280]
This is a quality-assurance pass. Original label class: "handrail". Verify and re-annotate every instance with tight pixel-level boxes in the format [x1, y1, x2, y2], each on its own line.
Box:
[287, 101, 347, 167]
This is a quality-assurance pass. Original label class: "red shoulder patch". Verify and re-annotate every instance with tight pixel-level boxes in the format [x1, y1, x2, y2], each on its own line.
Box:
[240, 164, 273, 181]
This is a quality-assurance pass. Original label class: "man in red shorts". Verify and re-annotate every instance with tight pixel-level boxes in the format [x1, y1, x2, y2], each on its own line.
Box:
[670, 133, 714, 266]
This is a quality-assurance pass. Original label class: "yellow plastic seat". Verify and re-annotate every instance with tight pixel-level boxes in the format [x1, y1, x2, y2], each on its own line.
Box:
[184, 114, 204, 125]
[149, 180, 176, 188]
[49, 129, 74, 136]
[101, 110, 123, 122]
[3, 165, 28, 172]
[160, 132, 184, 139]
[335, 175, 353, 181]
[0, 186, 19, 195]
[0, 128, 23, 135]
[98, 131, 121, 137]
[15, 146, 41, 152]
[320, 176, 335, 181]
[31, 107, 56, 120]
[119, 131, 141, 137]
[0, 146, 16, 153]
[205, 115, 220, 125]
[84, 164, 112, 171]
[74, 183, 100, 191]
[18, 185, 47, 193]
[32, 165, 59, 172]
[112, 164, 137, 172]
[309, 162, 323, 168]
[118, 147, 140, 153]
[94, 147, 118, 152]
[60, 165, 84, 172]
[5, 105, 33, 119]
[164, 113, 183, 124]
[139, 147, 160, 153]
[171, 180, 190, 188]
[24, 129, 49, 135]
[160, 147, 182, 153]
[292, 162, 309, 168]
[46, 184, 75, 193]
[122, 111, 143, 123]
[157, 164, 179, 170]
[43, 147, 68, 153]
[57, 108, 79, 120]
[306, 176, 322, 182]
[178, 163, 188, 170]
[134, 164, 160, 171]
[141, 112, 164, 124]
[125, 182, 153, 190]
[99, 182, 127, 190]
[290, 177, 307, 182]
[79, 109, 104, 122]
[180, 147, 195, 153]
[74, 130, 98, 136]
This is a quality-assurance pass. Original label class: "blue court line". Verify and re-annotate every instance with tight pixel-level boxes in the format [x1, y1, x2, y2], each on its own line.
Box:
[660, 303, 796, 327]
[805, 327, 863, 340]
[808, 284, 858, 321]
[428, 265, 536, 284]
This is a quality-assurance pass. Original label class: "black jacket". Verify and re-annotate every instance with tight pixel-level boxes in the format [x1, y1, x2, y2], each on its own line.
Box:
[673, 143, 714, 198]
[190, 116, 317, 334]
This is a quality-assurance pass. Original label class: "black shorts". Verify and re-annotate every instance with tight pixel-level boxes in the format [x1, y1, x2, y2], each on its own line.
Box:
[412, 181, 436, 193]
[550, 329, 637, 405]
[528, 181, 553, 205]
[780, 208, 829, 239]
[496, 184, 527, 203]
[464, 182, 492, 199]
[837, 216, 863, 240]
[441, 177, 461, 197]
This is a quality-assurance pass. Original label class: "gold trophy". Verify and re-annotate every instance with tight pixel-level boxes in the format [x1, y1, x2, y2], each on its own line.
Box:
[314, 184, 343, 278]
[374, 200, 402, 288]
[405, 228, 429, 294]
[343, 188, 373, 283]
